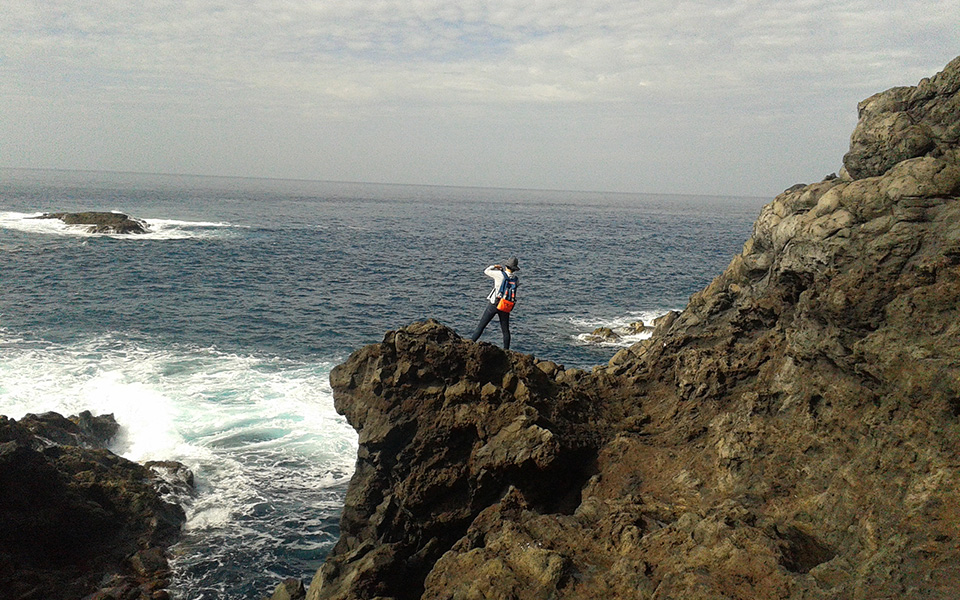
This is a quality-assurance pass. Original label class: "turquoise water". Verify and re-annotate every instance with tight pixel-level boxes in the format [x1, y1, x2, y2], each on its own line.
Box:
[0, 168, 765, 598]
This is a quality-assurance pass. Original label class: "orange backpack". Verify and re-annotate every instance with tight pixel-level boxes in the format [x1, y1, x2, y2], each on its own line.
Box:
[496, 273, 518, 312]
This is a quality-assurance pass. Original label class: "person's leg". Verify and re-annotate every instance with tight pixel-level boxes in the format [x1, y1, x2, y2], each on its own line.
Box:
[471, 303, 499, 342]
[498, 310, 510, 350]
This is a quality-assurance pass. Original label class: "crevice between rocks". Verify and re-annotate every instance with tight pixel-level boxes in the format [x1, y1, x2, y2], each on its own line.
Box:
[776, 525, 836, 574]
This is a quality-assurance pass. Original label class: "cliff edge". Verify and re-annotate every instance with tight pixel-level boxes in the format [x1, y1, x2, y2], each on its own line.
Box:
[308, 56, 960, 600]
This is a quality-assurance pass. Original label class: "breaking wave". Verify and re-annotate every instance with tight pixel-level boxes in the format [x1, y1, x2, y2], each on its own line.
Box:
[0, 211, 240, 240]
[569, 309, 677, 347]
[0, 334, 356, 597]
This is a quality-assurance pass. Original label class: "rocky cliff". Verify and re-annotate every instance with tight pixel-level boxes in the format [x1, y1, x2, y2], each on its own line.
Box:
[0, 412, 189, 600]
[307, 56, 960, 600]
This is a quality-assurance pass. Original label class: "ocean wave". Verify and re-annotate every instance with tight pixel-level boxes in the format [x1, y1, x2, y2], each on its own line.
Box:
[0, 333, 356, 594]
[569, 309, 677, 347]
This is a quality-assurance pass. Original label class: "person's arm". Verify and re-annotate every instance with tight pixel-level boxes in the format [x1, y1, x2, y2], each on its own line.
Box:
[483, 264, 502, 277]
[484, 265, 505, 291]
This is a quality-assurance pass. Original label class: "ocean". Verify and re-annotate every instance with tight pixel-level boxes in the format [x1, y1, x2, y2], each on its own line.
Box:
[0, 168, 766, 598]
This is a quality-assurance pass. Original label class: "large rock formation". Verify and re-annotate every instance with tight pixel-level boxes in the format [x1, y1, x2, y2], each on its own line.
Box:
[844, 56, 960, 179]
[0, 412, 188, 600]
[307, 56, 960, 600]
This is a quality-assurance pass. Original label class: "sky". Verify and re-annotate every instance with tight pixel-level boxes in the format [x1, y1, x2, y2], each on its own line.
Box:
[1, 1, 958, 197]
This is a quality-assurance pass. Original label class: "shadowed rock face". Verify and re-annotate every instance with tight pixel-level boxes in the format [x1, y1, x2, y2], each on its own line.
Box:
[34, 211, 149, 234]
[0, 412, 187, 600]
[307, 57, 960, 600]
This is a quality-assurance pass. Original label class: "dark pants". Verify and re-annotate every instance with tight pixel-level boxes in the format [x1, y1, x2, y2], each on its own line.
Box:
[471, 302, 510, 349]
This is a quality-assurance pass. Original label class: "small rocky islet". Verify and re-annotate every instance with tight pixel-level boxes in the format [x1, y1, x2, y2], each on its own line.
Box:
[32, 212, 149, 235]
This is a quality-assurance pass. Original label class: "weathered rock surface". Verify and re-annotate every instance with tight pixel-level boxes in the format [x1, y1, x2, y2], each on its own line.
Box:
[0, 412, 188, 600]
[33, 212, 149, 234]
[308, 57, 960, 600]
[309, 321, 620, 600]
[844, 55, 960, 179]
[265, 578, 307, 600]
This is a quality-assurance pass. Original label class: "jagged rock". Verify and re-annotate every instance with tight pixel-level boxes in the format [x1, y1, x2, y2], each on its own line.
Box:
[308, 56, 960, 600]
[651, 310, 680, 333]
[266, 578, 306, 600]
[0, 412, 188, 600]
[146, 460, 197, 508]
[307, 320, 620, 600]
[584, 326, 620, 343]
[843, 55, 960, 179]
[33, 211, 149, 234]
[16, 410, 120, 448]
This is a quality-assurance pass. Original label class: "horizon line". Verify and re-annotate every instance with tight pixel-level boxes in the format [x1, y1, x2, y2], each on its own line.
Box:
[0, 165, 771, 201]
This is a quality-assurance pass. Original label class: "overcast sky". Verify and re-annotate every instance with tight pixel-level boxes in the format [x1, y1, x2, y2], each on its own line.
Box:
[1, 1, 958, 196]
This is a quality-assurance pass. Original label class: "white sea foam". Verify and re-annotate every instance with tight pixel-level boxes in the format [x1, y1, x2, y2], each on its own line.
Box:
[0, 211, 240, 241]
[146, 218, 235, 228]
[570, 309, 678, 347]
[0, 335, 357, 535]
[142, 218, 248, 241]
[0, 211, 71, 236]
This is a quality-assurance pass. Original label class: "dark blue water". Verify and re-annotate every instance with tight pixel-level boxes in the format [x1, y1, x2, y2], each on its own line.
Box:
[0, 168, 765, 598]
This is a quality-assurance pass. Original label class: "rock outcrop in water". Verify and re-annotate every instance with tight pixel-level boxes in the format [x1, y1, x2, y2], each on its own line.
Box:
[0, 412, 188, 600]
[307, 56, 960, 600]
[33, 212, 149, 234]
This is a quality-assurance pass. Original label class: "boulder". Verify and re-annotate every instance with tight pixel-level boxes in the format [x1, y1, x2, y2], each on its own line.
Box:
[843, 55, 960, 179]
[652, 310, 679, 332]
[583, 326, 620, 343]
[266, 578, 307, 600]
[16, 410, 119, 448]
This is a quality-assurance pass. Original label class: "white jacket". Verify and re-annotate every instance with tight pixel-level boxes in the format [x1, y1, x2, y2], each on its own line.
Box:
[484, 265, 518, 304]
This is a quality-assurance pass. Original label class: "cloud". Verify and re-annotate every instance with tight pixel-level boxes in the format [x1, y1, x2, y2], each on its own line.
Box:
[1, 0, 958, 194]
[6, 0, 948, 103]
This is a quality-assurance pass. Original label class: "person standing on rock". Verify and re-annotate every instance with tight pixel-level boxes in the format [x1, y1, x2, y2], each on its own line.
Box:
[470, 257, 520, 349]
